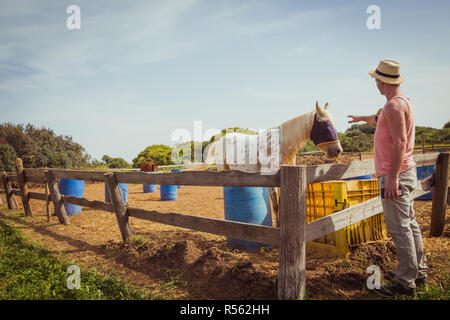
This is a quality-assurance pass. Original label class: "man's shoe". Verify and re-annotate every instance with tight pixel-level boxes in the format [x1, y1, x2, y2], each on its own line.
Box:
[386, 270, 427, 287]
[415, 277, 427, 287]
[387, 270, 396, 280]
[374, 282, 417, 298]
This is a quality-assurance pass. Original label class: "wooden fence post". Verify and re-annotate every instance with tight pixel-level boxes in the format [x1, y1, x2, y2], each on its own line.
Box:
[104, 173, 132, 241]
[45, 170, 70, 225]
[2, 173, 13, 209]
[422, 135, 425, 154]
[430, 152, 449, 237]
[277, 165, 307, 300]
[45, 180, 50, 222]
[14, 158, 33, 216]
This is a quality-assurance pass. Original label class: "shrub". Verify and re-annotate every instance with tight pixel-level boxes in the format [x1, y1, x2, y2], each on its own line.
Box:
[0, 143, 17, 172]
[133, 144, 173, 168]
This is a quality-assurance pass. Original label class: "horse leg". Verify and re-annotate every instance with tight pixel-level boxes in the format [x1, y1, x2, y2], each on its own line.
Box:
[268, 187, 279, 227]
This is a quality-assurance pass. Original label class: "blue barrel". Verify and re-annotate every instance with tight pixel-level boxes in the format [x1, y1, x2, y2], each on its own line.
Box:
[223, 186, 272, 250]
[143, 172, 157, 193]
[143, 184, 157, 193]
[160, 184, 177, 201]
[57, 179, 85, 215]
[105, 183, 128, 204]
[171, 169, 183, 188]
[343, 174, 373, 180]
[416, 165, 435, 200]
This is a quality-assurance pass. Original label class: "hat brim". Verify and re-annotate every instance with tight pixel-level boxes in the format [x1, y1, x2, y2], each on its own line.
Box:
[369, 69, 404, 85]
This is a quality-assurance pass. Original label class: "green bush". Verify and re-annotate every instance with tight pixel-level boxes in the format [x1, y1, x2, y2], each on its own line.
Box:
[133, 144, 173, 168]
[0, 143, 16, 172]
[0, 123, 91, 170]
[101, 155, 131, 169]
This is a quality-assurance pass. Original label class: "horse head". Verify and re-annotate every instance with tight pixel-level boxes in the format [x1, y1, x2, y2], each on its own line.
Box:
[310, 101, 343, 158]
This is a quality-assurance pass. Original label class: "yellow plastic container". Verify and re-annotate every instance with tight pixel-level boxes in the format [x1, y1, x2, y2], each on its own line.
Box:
[306, 179, 388, 258]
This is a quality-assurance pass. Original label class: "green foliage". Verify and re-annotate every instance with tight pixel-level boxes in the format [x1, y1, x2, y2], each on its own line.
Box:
[209, 127, 258, 143]
[415, 126, 445, 144]
[0, 143, 16, 172]
[348, 123, 376, 135]
[334, 123, 449, 153]
[0, 123, 91, 170]
[338, 131, 374, 153]
[101, 155, 131, 169]
[133, 144, 173, 168]
[0, 220, 157, 300]
[444, 121, 450, 129]
[299, 140, 320, 153]
[171, 141, 205, 164]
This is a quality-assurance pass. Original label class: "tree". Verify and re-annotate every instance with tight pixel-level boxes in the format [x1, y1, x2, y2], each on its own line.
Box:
[298, 140, 320, 153]
[0, 143, 17, 172]
[101, 155, 131, 169]
[444, 121, 450, 129]
[208, 127, 258, 143]
[0, 122, 91, 169]
[132, 144, 173, 168]
[348, 123, 376, 135]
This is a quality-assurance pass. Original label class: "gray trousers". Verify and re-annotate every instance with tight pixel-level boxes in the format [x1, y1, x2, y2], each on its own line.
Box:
[378, 166, 428, 289]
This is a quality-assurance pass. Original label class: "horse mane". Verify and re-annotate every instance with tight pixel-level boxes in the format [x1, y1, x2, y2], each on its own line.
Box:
[279, 110, 317, 162]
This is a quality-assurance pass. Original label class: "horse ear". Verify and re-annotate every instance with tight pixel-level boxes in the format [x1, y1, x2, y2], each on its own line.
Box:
[316, 101, 323, 114]
[324, 102, 329, 110]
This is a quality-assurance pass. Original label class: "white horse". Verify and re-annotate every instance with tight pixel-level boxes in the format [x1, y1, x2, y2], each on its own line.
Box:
[186, 101, 343, 225]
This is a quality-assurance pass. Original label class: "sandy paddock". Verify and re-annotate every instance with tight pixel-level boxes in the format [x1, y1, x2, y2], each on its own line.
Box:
[0, 157, 448, 300]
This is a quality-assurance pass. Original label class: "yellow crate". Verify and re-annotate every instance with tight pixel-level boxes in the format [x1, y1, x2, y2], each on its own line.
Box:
[306, 179, 388, 258]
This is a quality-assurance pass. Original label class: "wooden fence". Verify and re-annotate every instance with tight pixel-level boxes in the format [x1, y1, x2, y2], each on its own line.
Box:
[0, 153, 448, 300]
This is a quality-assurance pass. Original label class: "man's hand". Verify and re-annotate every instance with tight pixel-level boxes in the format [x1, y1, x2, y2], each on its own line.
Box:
[385, 176, 400, 200]
[347, 115, 362, 123]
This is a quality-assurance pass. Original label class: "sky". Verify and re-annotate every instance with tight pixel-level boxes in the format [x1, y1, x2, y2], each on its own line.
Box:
[1, 0, 450, 163]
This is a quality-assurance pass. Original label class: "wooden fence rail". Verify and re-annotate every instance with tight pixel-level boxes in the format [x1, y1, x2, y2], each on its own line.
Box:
[0, 152, 447, 300]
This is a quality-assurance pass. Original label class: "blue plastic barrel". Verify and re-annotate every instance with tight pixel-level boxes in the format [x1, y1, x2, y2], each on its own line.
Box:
[143, 184, 157, 193]
[223, 186, 272, 250]
[143, 172, 157, 193]
[105, 183, 128, 204]
[343, 174, 373, 180]
[416, 165, 435, 200]
[171, 169, 183, 188]
[160, 184, 177, 201]
[57, 179, 85, 215]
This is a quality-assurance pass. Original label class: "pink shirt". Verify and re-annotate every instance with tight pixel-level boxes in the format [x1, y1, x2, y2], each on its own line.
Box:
[374, 96, 416, 177]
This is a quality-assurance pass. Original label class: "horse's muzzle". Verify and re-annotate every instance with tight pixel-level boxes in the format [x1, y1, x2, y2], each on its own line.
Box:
[326, 143, 343, 158]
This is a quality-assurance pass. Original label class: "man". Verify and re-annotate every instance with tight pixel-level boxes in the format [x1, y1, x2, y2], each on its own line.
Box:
[347, 59, 428, 298]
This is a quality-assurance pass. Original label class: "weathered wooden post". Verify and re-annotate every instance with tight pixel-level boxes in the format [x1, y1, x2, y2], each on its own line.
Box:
[104, 172, 132, 241]
[45, 180, 50, 222]
[277, 165, 307, 300]
[430, 152, 449, 237]
[2, 173, 17, 209]
[45, 170, 70, 225]
[422, 135, 425, 154]
[14, 158, 33, 216]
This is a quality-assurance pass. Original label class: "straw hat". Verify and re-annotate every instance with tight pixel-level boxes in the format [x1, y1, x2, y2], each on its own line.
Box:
[369, 59, 404, 85]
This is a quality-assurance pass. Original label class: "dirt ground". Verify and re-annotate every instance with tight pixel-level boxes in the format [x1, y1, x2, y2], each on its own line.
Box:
[0, 155, 448, 300]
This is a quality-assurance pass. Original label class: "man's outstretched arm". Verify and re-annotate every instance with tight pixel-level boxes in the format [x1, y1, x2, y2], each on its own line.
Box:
[347, 114, 378, 125]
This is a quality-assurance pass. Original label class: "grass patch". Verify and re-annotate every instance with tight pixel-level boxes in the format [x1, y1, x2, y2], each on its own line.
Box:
[0, 219, 160, 300]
